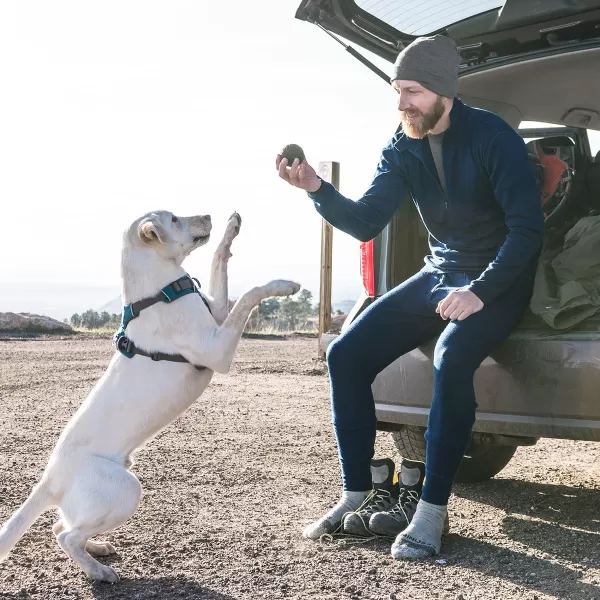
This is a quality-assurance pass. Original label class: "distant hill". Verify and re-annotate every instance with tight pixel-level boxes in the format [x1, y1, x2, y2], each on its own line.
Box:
[0, 312, 73, 333]
[332, 299, 357, 314]
[0, 282, 120, 321]
[98, 296, 123, 315]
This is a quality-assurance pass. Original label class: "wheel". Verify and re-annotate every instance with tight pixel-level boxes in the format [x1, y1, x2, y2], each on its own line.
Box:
[391, 425, 517, 483]
[391, 425, 427, 462]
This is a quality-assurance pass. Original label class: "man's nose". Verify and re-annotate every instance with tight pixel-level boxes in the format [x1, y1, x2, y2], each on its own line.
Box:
[398, 94, 410, 111]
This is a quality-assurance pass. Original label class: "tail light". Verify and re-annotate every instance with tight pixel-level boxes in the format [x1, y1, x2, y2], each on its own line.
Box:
[360, 240, 375, 297]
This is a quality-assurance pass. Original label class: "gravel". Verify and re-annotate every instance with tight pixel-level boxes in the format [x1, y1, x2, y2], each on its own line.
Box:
[0, 335, 599, 600]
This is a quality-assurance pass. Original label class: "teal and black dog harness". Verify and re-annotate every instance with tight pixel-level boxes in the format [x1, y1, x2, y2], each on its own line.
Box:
[114, 274, 211, 371]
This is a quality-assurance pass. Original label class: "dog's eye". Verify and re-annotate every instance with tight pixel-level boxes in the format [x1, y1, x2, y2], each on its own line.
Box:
[171, 215, 178, 223]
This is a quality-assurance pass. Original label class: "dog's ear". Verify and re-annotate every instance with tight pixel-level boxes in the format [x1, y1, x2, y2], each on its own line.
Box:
[138, 219, 170, 245]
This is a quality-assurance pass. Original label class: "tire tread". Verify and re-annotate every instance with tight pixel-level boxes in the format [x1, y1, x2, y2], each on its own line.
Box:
[390, 425, 516, 483]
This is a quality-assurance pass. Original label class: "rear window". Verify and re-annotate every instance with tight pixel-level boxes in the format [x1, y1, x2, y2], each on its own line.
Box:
[520, 121, 600, 159]
[354, 0, 502, 35]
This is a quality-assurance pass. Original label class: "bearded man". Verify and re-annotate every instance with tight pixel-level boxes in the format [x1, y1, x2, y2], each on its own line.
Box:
[276, 35, 544, 559]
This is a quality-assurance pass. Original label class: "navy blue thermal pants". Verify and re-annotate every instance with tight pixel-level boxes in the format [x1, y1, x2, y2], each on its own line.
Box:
[326, 267, 533, 505]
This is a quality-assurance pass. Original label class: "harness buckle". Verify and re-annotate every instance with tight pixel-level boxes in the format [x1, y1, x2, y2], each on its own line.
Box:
[117, 336, 134, 354]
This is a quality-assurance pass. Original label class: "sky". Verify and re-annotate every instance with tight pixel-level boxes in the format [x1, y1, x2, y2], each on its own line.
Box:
[0, 0, 399, 318]
[1, 0, 599, 319]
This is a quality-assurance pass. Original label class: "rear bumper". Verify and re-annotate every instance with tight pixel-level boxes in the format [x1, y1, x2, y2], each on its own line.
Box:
[374, 402, 600, 442]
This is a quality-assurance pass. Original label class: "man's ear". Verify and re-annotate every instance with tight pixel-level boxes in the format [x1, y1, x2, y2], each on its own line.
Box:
[138, 219, 170, 244]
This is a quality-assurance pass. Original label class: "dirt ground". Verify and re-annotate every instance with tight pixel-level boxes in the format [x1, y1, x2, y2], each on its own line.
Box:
[0, 335, 599, 600]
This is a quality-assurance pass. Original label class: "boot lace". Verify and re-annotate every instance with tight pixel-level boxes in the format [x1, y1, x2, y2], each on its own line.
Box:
[387, 487, 420, 522]
[355, 488, 397, 516]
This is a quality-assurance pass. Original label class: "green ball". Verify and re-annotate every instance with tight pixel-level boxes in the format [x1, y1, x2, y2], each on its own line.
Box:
[280, 144, 306, 165]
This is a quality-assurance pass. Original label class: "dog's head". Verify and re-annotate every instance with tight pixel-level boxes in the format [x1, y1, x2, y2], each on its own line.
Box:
[128, 210, 212, 263]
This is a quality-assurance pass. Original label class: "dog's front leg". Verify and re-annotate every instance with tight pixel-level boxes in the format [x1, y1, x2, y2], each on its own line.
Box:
[207, 212, 241, 324]
[177, 280, 300, 373]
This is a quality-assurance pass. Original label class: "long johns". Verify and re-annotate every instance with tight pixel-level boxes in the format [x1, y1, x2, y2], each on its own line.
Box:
[326, 268, 532, 504]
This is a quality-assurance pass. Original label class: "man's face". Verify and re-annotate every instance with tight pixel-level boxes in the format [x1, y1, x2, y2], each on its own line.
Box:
[393, 80, 446, 139]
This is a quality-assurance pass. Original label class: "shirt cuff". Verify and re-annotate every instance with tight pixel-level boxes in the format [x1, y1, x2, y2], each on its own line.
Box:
[466, 280, 492, 305]
[307, 178, 331, 200]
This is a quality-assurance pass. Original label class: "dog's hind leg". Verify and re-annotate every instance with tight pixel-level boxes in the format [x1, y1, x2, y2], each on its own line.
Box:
[57, 529, 120, 582]
[208, 212, 241, 323]
[56, 462, 141, 582]
[54, 522, 116, 556]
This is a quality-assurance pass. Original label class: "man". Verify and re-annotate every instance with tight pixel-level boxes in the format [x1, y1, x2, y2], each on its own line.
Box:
[276, 35, 544, 559]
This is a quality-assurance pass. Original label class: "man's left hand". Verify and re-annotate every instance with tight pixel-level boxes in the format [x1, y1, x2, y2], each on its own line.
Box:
[437, 289, 484, 321]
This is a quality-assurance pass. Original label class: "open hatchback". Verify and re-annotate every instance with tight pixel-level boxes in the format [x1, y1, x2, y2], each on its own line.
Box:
[295, 0, 600, 482]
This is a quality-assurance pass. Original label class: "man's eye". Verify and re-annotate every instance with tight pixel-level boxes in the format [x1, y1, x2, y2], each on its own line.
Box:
[172, 215, 178, 223]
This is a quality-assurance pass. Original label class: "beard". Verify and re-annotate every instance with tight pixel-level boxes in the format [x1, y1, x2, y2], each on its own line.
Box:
[400, 96, 446, 139]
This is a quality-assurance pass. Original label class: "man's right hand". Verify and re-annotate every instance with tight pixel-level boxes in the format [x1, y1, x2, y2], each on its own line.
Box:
[276, 155, 322, 193]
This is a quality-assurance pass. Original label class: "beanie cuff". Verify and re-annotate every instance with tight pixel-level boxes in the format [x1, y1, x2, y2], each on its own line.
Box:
[391, 66, 457, 98]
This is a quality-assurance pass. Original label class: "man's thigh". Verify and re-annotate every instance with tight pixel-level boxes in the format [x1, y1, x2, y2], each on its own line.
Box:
[434, 286, 530, 371]
[333, 269, 445, 374]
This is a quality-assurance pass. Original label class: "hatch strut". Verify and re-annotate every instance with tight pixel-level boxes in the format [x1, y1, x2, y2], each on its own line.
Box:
[313, 21, 392, 86]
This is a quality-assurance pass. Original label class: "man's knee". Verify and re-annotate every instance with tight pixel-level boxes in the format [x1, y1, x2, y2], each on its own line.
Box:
[326, 331, 362, 373]
[431, 338, 480, 411]
[433, 336, 481, 377]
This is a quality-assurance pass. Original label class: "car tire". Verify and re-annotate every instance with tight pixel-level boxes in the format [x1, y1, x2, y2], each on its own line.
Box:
[390, 426, 517, 483]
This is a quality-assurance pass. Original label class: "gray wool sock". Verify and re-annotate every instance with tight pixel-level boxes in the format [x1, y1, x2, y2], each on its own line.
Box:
[391, 499, 447, 559]
[302, 490, 370, 540]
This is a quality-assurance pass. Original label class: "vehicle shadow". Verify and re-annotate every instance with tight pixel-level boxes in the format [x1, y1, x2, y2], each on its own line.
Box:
[443, 534, 600, 599]
[453, 478, 600, 529]
[502, 514, 600, 565]
[452, 477, 600, 566]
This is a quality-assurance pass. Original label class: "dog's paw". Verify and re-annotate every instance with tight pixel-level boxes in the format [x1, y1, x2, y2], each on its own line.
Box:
[218, 213, 241, 254]
[86, 564, 120, 583]
[227, 212, 241, 236]
[86, 540, 117, 557]
[264, 280, 301, 298]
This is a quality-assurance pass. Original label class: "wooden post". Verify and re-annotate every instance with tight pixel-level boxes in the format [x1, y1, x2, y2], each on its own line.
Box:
[317, 161, 339, 359]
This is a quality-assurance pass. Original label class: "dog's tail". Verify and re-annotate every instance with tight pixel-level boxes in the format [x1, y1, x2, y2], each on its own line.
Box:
[0, 482, 53, 561]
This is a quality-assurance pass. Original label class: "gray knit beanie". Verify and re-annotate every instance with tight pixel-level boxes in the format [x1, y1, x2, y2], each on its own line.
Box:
[391, 35, 461, 98]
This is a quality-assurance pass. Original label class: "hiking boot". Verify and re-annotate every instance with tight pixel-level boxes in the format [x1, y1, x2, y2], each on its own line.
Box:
[369, 459, 427, 537]
[342, 458, 399, 537]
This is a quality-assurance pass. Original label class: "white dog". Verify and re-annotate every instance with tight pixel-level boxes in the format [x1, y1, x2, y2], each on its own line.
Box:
[0, 210, 300, 582]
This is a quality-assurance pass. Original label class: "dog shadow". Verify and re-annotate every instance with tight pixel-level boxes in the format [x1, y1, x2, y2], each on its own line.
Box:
[88, 577, 238, 600]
